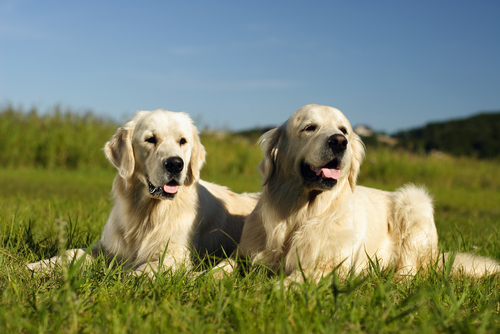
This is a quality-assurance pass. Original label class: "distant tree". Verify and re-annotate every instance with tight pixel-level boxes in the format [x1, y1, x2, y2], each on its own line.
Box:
[394, 112, 500, 159]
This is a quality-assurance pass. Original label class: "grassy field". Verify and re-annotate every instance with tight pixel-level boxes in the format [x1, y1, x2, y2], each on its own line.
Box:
[1, 108, 500, 332]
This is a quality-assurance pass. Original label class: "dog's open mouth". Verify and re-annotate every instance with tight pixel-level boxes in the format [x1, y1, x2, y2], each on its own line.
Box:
[300, 159, 341, 189]
[147, 179, 179, 199]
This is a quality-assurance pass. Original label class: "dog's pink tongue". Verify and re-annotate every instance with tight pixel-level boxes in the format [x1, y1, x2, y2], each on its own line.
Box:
[315, 167, 341, 180]
[163, 184, 179, 194]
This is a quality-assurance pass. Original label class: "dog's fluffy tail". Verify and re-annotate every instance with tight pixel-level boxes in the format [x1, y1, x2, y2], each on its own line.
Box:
[439, 252, 500, 277]
[393, 185, 500, 278]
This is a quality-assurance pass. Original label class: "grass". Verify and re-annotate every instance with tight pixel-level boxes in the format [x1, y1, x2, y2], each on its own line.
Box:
[1, 150, 500, 333]
[1, 107, 500, 332]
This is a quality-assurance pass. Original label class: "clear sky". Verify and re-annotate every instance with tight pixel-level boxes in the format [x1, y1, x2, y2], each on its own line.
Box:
[1, 0, 499, 133]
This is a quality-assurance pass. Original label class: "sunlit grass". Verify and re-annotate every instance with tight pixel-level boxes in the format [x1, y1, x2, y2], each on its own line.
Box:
[1, 107, 500, 332]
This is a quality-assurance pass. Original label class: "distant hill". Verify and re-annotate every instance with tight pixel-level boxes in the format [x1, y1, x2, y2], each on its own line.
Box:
[228, 112, 500, 160]
[394, 112, 500, 159]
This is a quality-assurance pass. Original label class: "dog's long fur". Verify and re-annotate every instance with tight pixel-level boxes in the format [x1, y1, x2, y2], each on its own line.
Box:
[238, 104, 500, 283]
[28, 110, 258, 275]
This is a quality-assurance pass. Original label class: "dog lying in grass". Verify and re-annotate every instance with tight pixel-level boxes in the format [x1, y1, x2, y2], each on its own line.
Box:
[232, 104, 500, 284]
[28, 109, 258, 276]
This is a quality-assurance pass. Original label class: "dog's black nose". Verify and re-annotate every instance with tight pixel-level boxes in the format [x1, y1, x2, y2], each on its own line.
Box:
[164, 157, 184, 174]
[328, 134, 348, 152]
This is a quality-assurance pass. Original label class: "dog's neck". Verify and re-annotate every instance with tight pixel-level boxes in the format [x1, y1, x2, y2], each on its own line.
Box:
[113, 174, 197, 233]
[259, 177, 354, 272]
[265, 176, 352, 222]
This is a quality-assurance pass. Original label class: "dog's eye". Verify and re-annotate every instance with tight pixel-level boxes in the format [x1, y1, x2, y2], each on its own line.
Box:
[339, 127, 348, 135]
[179, 138, 187, 145]
[303, 124, 317, 132]
[145, 136, 157, 144]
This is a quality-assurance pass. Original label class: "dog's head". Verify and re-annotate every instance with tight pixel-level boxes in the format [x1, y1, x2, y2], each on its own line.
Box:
[104, 110, 206, 200]
[259, 104, 365, 192]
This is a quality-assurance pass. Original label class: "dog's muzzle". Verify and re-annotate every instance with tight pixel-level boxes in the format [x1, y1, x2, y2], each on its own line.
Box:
[300, 134, 347, 190]
[148, 179, 180, 200]
[146, 156, 185, 200]
[301, 159, 341, 190]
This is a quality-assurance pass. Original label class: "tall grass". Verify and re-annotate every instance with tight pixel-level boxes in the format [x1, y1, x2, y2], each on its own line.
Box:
[0, 105, 118, 169]
[0, 106, 262, 192]
[359, 147, 500, 191]
[2, 105, 498, 192]
[200, 132, 263, 193]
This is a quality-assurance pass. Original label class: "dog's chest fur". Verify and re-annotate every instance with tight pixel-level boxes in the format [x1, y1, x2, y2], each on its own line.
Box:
[100, 176, 198, 267]
[260, 184, 366, 275]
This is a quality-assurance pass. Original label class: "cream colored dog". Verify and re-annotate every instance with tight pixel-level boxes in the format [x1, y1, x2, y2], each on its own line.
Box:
[237, 104, 499, 283]
[28, 110, 258, 275]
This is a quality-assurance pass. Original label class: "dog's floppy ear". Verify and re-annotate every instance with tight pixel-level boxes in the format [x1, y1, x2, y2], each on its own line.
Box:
[258, 126, 283, 187]
[348, 133, 365, 189]
[185, 123, 206, 186]
[104, 122, 135, 179]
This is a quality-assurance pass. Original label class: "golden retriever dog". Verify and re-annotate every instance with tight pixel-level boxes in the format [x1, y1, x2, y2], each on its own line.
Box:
[28, 109, 258, 276]
[236, 104, 499, 284]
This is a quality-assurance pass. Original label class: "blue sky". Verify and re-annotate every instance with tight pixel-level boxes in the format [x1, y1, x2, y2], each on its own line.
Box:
[1, 0, 499, 133]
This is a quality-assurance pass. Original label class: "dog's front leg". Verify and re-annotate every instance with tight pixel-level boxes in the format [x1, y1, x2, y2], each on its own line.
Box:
[27, 248, 94, 273]
[133, 254, 191, 278]
[210, 258, 238, 279]
[133, 261, 162, 278]
[286, 268, 327, 285]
